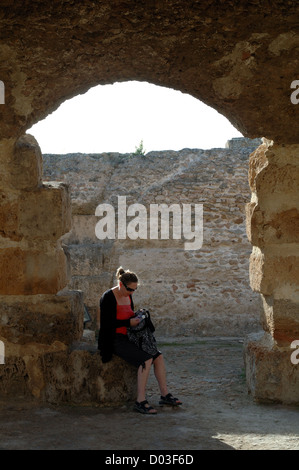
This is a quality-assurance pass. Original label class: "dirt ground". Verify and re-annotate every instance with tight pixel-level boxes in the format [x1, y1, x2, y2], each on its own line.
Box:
[0, 337, 298, 451]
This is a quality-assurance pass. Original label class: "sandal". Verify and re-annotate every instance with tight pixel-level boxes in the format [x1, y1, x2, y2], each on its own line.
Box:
[134, 400, 157, 415]
[159, 393, 182, 406]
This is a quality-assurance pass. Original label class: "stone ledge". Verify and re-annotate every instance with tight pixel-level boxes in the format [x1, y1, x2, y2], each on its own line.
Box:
[0, 342, 137, 405]
[0, 290, 84, 345]
[244, 331, 299, 405]
[40, 343, 137, 405]
[225, 137, 262, 151]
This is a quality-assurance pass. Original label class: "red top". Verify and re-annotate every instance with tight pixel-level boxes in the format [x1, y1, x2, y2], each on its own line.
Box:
[116, 303, 134, 335]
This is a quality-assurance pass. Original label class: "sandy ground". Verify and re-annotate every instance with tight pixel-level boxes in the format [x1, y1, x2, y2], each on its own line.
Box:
[0, 337, 298, 451]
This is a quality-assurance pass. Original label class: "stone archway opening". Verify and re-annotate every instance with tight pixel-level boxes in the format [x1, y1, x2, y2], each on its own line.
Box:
[27, 80, 244, 154]
[1, 1, 299, 405]
[27, 80, 262, 342]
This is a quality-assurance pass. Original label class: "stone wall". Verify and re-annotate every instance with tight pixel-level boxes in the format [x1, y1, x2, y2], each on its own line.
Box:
[1, 0, 299, 406]
[43, 137, 262, 338]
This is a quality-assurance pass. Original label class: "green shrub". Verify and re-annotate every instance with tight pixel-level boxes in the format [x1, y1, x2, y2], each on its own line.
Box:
[132, 139, 146, 156]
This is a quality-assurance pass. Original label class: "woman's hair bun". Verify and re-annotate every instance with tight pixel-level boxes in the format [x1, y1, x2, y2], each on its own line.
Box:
[116, 266, 125, 279]
[116, 266, 138, 284]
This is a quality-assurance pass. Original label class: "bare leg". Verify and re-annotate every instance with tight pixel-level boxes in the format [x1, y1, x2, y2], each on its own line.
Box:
[154, 354, 182, 405]
[137, 358, 152, 402]
[153, 354, 168, 397]
[137, 358, 157, 413]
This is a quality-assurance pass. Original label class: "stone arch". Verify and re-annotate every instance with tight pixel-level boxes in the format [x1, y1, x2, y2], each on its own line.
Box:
[1, 1, 298, 143]
[0, 1, 299, 404]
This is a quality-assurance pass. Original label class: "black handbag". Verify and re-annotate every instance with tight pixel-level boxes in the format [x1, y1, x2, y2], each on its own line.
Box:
[127, 309, 159, 356]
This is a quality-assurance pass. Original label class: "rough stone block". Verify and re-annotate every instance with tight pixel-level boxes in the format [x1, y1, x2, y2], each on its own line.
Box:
[40, 343, 137, 405]
[0, 246, 69, 295]
[249, 142, 299, 195]
[249, 247, 299, 295]
[261, 295, 299, 346]
[0, 193, 19, 241]
[246, 203, 299, 247]
[0, 183, 71, 243]
[11, 134, 42, 190]
[244, 331, 299, 404]
[0, 289, 84, 346]
[63, 215, 99, 244]
[0, 343, 137, 404]
[248, 142, 269, 193]
[0, 138, 16, 188]
[255, 163, 299, 197]
[19, 182, 72, 240]
[0, 355, 30, 398]
[67, 244, 109, 276]
[69, 274, 110, 307]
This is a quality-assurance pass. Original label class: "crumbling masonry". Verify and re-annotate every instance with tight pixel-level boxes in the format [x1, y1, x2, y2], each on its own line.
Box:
[0, 1, 298, 404]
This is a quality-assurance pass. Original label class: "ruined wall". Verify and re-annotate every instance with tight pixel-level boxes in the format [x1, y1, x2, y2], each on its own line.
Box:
[1, 0, 298, 405]
[244, 140, 299, 403]
[43, 137, 262, 338]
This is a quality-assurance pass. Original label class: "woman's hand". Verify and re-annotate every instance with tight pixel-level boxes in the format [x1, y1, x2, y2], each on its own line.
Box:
[130, 317, 140, 327]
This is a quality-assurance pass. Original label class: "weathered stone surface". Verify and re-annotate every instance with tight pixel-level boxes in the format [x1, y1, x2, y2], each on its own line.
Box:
[0, 2, 299, 143]
[248, 142, 299, 212]
[0, 290, 84, 346]
[261, 295, 299, 346]
[0, 138, 18, 189]
[255, 163, 299, 199]
[0, 182, 71, 243]
[43, 139, 262, 337]
[10, 134, 42, 190]
[0, 1, 299, 406]
[244, 332, 299, 404]
[0, 188, 71, 243]
[0, 344, 136, 404]
[0, 246, 69, 295]
[0, 355, 30, 398]
[40, 344, 136, 405]
[245, 140, 299, 403]
[249, 247, 299, 296]
[248, 140, 270, 193]
[246, 204, 299, 247]
[0, 193, 19, 241]
[18, 182, 71, 241]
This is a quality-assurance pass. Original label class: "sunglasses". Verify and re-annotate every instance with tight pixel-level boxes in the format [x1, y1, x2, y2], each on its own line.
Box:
[123, 282, 137, 292]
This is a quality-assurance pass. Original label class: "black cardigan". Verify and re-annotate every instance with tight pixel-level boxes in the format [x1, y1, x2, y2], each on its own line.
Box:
[97, 288, 134, 363]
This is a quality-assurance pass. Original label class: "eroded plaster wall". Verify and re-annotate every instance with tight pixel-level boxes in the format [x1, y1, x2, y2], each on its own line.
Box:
[43, 137, 262, 337]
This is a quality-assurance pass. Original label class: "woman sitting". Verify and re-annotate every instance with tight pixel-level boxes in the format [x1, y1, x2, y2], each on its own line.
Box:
[97, 266, 182, 414]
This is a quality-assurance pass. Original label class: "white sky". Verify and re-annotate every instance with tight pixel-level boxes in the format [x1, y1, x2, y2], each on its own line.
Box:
[28, 81, 243, 154]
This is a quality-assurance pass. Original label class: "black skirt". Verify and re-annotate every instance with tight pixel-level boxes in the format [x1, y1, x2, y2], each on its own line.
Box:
[113, 334, 161, 368]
